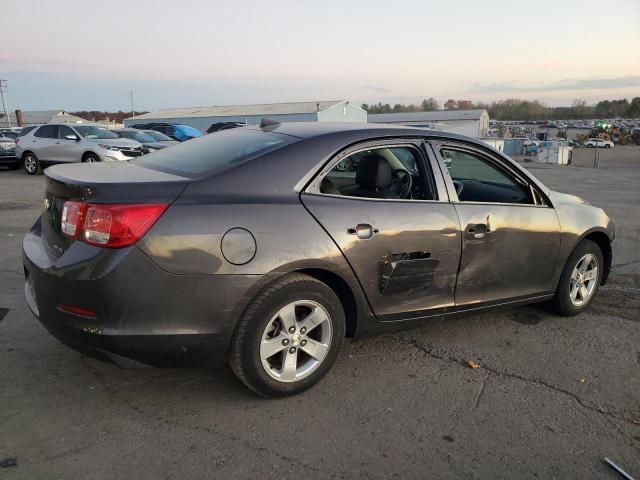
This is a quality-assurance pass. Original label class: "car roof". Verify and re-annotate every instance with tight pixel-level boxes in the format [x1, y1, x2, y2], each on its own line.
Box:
[244, 121, 473, 143]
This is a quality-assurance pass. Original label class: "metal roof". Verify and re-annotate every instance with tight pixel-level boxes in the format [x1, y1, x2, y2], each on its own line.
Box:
[129, 101, 349, 120]
[368, 109, 488, 123]
[0, 110, 89, 126]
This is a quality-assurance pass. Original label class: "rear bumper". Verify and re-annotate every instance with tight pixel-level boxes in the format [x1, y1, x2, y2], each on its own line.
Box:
[23, 220, 268, 368]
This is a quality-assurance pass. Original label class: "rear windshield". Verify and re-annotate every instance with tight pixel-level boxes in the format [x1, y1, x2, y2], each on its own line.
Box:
[134, 128, 298, 177]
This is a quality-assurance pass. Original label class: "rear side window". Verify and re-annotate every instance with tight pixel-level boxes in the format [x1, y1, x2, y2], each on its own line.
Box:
[34, 125, 58, 138]
[18, 126, 37, 136]
[135, 128, 298, 177]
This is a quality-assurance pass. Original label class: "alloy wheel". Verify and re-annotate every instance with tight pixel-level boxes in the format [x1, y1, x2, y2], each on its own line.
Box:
[24, 155, 37, 173]
[259, 300, 333, 382]
[569, 253, 599, 306]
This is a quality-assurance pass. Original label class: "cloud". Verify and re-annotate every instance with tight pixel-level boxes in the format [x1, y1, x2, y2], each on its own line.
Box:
[468, 76, 640, 94]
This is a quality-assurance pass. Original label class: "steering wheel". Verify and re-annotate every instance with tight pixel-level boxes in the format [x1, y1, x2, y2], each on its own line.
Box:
[392, 169, 412, 199]
[453, 180, 464, 198]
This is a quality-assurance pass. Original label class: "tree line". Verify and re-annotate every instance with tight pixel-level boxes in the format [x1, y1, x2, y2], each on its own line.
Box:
[362, 97, 640, 120]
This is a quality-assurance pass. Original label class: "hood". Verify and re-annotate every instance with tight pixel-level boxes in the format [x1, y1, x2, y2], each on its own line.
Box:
[143, 142, 173, 150]
[85, 138, 142, 148]
[548, 190, 590, 206]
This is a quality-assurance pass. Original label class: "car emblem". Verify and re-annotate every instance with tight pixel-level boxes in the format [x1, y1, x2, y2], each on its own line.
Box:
[43, 198, 51, 211]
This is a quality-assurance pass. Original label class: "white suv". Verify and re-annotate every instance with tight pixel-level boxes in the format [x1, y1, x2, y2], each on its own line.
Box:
[15, 124, 144, 175]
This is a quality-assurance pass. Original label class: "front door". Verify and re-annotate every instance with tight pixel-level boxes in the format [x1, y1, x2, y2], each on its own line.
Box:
[432, 142, 562, 306]
[50, 125, 79, 162]
[301, 140, 461, 320]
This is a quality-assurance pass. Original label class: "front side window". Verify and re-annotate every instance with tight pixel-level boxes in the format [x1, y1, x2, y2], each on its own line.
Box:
[34, 125, 58, 138]
[320, 146, 435, 200]
[75, 126, 119, 139]
[441, 148, 533, 204]
[58, 126, 75, 139]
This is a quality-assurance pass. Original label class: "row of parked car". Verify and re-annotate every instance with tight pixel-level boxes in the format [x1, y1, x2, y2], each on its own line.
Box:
[0, 122, 207, 174]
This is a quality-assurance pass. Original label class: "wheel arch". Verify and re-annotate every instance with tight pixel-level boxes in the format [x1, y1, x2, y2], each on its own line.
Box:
[294, 268, 358, 338]
[82, 151, 99, 161]
[581, 230, 612, 284]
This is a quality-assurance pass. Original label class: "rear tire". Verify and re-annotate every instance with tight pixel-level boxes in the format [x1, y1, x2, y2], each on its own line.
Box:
[229, 273, 345, 397]
[22, 153, 41, 175]
[549, 239, 603, 316]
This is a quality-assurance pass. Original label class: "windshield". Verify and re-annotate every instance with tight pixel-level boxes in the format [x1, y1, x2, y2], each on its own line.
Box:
[146, 130, 173, 142]
[135, 128, 298, 177]
[75, 126, 120, 139]
[119, 131, 156, 143]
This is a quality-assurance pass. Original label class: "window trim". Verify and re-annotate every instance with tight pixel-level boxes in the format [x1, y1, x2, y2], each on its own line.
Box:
[432, 140, 553, 208]
[304, 138, 447, 203]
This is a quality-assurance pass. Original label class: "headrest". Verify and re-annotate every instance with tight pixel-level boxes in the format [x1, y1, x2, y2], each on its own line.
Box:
[355, 154, 392, 190]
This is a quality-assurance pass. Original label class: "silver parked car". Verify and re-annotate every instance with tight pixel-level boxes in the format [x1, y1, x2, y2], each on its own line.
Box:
[15, 124, 144, 175]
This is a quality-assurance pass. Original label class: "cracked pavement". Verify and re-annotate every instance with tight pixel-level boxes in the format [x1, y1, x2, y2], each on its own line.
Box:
[0, 147, 639, 479]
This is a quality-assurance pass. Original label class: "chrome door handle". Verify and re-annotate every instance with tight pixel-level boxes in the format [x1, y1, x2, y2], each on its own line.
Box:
[347, 224, 379, 240]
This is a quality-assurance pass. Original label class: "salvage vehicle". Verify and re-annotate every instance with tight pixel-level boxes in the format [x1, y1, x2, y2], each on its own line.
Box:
[15, 124, 144, 174]
[23, 122, 614, 397]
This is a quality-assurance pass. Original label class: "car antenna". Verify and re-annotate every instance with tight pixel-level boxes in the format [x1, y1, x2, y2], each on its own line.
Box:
[259, 117, 281, 130]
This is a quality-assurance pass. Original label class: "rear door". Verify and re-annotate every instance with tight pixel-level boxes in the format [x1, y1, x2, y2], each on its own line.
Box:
[31, 125, 59, 160]
[301, 139, 461, 321]
[431, 140, 561, 307]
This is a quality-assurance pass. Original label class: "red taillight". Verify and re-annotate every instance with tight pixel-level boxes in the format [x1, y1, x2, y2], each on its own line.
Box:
[61, 202, 167, 248]
[61, 201, 86, 238]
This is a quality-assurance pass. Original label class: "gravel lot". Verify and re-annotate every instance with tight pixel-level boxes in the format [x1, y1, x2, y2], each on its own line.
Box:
[1, 147, 639, 479]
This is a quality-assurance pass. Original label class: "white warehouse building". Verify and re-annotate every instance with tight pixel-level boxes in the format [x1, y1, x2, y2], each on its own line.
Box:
[368, 109, 490, 138]
[124, 100, 367, 132]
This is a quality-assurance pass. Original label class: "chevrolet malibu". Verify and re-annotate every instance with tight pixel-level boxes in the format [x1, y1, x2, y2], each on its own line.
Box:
[23, 122, 614, 397]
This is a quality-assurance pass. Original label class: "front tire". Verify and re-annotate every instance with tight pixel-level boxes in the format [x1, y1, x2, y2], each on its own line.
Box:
[229, 273, 345, 397]
[22, 153, 41, 175]
[549, 239, 603, 316]
[83, 153, 101, 163]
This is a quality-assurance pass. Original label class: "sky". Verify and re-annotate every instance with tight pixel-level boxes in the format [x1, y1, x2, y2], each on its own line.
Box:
[1, 0, 639, 112]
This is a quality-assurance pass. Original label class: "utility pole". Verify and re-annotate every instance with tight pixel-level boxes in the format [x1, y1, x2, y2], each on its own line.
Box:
[130, 91, 135, 120]
[0, 79, 11, 128]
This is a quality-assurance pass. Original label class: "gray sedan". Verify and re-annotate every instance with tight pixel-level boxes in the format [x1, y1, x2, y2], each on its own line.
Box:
[23, 122, 613, 397]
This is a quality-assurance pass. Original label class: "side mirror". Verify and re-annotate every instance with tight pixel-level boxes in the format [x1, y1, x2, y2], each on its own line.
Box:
[65, 134, 79, 141]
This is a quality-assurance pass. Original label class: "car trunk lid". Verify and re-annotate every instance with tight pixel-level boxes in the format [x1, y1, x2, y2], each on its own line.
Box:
[41, 162, 189, 256]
